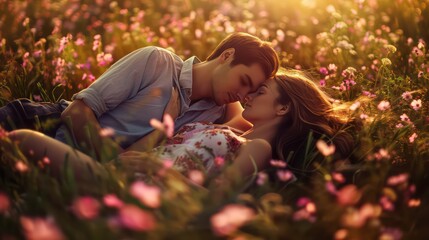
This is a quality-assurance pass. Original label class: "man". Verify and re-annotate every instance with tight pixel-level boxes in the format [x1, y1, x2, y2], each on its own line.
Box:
[3, 32, 280, 161]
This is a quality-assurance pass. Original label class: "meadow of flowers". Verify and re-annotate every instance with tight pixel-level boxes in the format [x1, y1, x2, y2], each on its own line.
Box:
[1, 0, 429, 239]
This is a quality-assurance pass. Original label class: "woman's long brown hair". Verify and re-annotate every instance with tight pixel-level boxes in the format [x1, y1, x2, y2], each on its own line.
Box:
[272, 70, 354, 176]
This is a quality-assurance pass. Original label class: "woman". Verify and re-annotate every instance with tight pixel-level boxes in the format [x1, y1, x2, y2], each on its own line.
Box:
[5, 70, 354, 186]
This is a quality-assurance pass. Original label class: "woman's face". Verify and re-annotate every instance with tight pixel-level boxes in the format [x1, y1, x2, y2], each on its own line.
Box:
[242, 79, 284, 125]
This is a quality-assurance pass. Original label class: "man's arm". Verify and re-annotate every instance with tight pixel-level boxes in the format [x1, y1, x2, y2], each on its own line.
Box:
[60, 99, 123, 161]
[221, 102, 253, 132]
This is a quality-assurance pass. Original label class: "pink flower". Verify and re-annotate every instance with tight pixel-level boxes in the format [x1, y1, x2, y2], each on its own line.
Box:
[72, 196, 100, 219]
[43, 157, 50, 165]
[188, 170, 205, 185]
[319, 67, 329, 75]
[256, 172, 268, 185]
[400, 113, 410, 122]
[344, 204, 379, 228]
[211, 204, 255, 236]
[119, 204, 156, 231]
[360, 113, 368, 120]
[402, 91, 413, 101]
[380, 196, 394, 211]
[387, 173, 408, 186]
[377, 100, 390, 111]
[325, 181, 337, 194]
[130, 181, 161, 208]
[316, 140, 336, 156]
[74, 37, 85, 46]
[408, 199, 421, 207]
[214, 156, 225, 167]
[332, 172, 345, 183]
[0, 192, 10, 213]
[20, 216, 64, 240]
[319, 79, 326, 87]
[103, 194, 124, 208]
[149, 114, 174, 138]
[336, 185, 362, 206]
[270, 159, 287, 168]
[409, 132, 418, 143]
[15, 161, 29, 172]
[410, 99, 422, 111]
[276, 170, 295, 182]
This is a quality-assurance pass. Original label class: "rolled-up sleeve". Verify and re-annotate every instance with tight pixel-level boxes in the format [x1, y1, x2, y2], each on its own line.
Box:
[72, 47, 177, 118]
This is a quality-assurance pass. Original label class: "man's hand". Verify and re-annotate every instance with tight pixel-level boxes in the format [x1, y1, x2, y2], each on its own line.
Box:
[61, 99, 123, 162]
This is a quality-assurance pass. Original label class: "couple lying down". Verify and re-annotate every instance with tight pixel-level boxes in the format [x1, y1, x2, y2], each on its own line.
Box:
[6, 70, 354, 189]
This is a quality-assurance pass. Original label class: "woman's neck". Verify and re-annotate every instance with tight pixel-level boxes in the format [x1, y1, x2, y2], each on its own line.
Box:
[240, 121, 279, 144]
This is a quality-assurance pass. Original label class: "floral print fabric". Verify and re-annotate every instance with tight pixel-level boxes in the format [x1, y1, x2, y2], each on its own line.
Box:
[154, 122, 247, 176]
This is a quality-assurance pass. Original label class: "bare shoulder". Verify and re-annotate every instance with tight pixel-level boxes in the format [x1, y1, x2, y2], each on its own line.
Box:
[241, 138, 272, 155]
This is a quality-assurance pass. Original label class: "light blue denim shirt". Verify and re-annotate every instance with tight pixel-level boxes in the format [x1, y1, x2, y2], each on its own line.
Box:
[55, 46, 225, 148]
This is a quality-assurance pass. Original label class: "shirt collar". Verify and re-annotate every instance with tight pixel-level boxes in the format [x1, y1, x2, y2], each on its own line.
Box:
[178, 56, 200, 90]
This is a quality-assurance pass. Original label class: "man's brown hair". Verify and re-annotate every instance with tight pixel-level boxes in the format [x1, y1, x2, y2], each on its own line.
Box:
[206, 32, 280, 79]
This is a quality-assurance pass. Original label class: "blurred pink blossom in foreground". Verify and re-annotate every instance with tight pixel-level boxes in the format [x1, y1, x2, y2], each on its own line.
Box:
[21, 216, 64, 240]
[119, 204, 156, 231]
[130, 181, 161, 208]
[211, 204, 255, 236]
[72, 196, 100, 219]
[0, 192, 10, 213]
[316, 140, 336, 156]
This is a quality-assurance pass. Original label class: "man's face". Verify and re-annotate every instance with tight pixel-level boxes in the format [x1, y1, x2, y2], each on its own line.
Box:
[211, 59, 266, 106]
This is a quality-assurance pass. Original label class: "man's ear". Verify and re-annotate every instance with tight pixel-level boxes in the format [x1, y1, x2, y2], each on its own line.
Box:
[277, 104, 289, 116]
[219, 48, 235, 63]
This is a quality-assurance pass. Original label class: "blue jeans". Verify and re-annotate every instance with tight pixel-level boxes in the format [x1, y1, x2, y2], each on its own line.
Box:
[0, 98, 70, 137]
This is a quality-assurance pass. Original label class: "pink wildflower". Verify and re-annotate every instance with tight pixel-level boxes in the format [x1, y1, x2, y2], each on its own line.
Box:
[409, 132, 418, 143]
[149, 114, 174, 138]
[103, 194, 124, 208]
[119, 204, 156, 231]
[332, 172, 345, 183]
[387, 173, 408, 186]
[410, 99, 422, 111]
[72, 196, 100, 219]
[316, 140, 336, 156]
[319, 67, 329, 75]
[401, 91, 412, 100]
[15, 161, 29, 172]
[360, 113, 368, 120]
[277, 170, 295, 182]
[188, 170, 205, 186]
[214, 156, 225, 167]
[256, 172, 268, 185]
[0, 192, 10, 213]
[380, 196, 394, 211]
[20, 216, 64, 240]
[325, 181, 337, 194]
[130, 181, 161, 208]
[211, 204, 255, 236]
[270, 159, 287, 168]
[377, 100, 390, 111]
[336, 185, 362, 206]
[408, 199, 421, 207]
[400, 113, 410, 122]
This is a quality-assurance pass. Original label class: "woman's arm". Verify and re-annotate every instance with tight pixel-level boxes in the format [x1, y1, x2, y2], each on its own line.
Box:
[8, 129, 107, 182]
[218, 139, 272, 187]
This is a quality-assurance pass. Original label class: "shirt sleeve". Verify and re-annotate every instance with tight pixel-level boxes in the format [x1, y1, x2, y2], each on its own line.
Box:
[72, 46, 178, 118]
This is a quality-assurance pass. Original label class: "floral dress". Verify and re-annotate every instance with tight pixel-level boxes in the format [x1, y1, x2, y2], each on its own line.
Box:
[153, 122, 247, 176]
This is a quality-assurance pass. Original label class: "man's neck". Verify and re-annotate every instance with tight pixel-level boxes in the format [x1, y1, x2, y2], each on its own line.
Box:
[190, 60, 217, 101]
